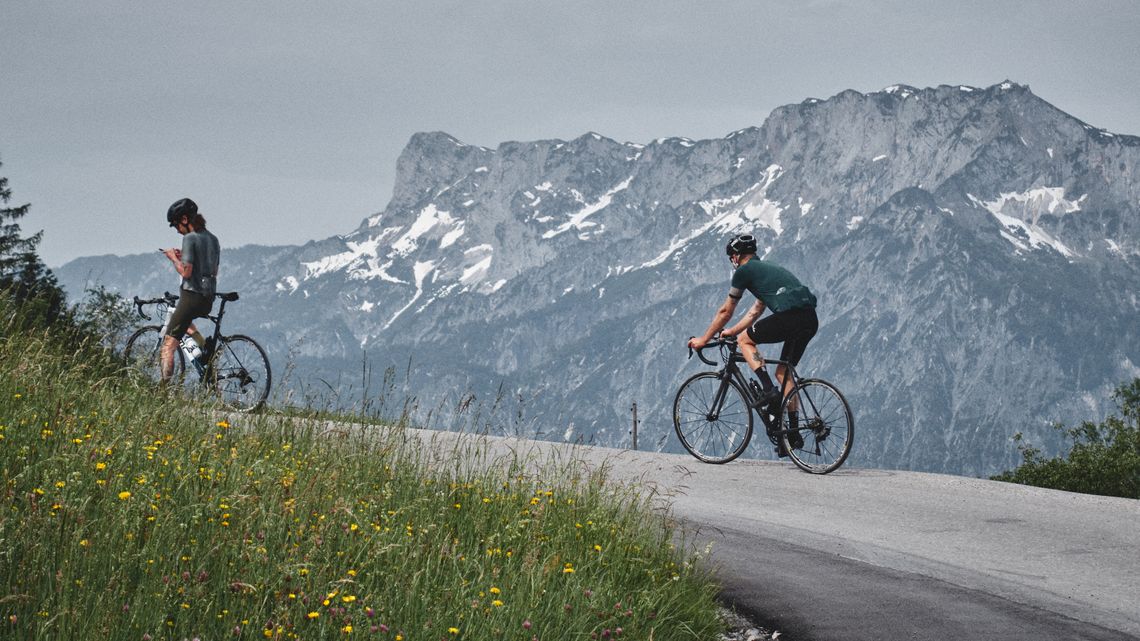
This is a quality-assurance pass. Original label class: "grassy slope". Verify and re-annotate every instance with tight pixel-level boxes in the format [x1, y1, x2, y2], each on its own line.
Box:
[0, 314, 723, 641]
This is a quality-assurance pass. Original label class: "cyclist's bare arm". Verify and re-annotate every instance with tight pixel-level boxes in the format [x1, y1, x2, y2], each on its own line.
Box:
[690, 295, 741, 349]
[724, 300, 764, 337]
[162, 247, 193, 279]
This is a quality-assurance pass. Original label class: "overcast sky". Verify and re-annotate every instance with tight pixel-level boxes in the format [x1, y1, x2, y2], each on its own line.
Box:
[4, 1, 1139, 268]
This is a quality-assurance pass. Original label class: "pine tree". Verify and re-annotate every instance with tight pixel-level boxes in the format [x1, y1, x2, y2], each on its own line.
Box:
[0, 160, 40, 281]
[0, 157, 67, 325]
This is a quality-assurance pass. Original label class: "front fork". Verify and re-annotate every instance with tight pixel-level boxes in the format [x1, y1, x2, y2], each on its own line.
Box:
[707, 369, 733, 421]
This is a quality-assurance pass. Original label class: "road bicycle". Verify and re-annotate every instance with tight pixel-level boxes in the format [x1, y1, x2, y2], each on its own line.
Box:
[123, 291, 271, 412]
[673, 335, 853, 473]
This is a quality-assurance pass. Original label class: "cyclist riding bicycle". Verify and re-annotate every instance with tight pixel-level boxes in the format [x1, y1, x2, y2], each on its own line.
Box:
[687, 233, 818, 456]
[160, 197, 221, 382]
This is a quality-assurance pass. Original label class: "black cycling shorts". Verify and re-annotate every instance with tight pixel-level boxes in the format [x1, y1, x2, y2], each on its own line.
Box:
[167, 289, 213, 339]
[746, 306, 819, 366]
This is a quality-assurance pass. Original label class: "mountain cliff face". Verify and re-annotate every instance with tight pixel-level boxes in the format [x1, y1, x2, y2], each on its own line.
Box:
[59, 81, 1140, 475]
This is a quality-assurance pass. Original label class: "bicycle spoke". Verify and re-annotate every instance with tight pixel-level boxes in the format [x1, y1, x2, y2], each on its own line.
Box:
[673, 372, 753, 464]
[208, 335, 271, 412]
[783, 380, 853, 474]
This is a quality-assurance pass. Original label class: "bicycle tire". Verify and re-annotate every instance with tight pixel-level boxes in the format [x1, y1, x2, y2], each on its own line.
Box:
[673, 372, 753, 464]
[780, 379, 853, 474]
[207, 334, 271, 412]
[123, 325, 185, 385]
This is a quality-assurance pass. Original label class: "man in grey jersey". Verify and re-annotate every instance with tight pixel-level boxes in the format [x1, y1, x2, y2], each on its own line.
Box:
[160, 197, 221, 382]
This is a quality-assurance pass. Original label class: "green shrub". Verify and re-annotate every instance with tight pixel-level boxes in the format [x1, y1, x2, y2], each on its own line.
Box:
[992, 379, 1140, 499]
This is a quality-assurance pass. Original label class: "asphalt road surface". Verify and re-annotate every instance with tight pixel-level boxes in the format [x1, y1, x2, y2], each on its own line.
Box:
[373, 427, 1140, 640]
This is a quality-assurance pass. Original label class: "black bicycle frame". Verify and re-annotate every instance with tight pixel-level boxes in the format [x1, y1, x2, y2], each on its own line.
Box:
[133, 291, 240, 376]
[698, 337, 803, 436]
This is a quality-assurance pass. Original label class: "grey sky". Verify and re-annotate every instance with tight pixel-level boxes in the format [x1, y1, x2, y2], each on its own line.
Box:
[3, 1, 1139, 268]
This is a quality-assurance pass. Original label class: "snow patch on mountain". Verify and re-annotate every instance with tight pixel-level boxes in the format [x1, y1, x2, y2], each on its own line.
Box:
[969, 191, 1079, 257]
[276, 276, 299, 293]
[541, 177, 633, 239]
[384, 260, 437, 330]
[979, 187, 1086, 225]
[636, 166, 787, 271]
[393, 204, 459, 256]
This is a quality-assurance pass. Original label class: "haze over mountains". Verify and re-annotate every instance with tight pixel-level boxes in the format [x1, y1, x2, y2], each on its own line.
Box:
[59, 81, 1140, 475]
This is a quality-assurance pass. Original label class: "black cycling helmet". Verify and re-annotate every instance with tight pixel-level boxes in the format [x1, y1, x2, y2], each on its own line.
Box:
[725, 233, 758, 256]
[167, 198, 198, 226]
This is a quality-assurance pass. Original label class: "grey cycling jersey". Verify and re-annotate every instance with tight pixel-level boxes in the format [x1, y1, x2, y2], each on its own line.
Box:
[181, 228, 220, 297]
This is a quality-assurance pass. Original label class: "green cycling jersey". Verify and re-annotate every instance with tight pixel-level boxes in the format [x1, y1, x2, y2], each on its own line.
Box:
[728, 258, 817, 313]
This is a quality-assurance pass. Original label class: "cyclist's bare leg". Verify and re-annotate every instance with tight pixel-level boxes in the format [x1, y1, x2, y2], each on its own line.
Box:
[160, 335, 178, 382]
[776, 364, 799, 412]
[737, 330, 765, 372]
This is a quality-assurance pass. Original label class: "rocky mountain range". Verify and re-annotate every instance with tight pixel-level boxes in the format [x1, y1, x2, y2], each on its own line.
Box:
[59, 81, 1140, 476]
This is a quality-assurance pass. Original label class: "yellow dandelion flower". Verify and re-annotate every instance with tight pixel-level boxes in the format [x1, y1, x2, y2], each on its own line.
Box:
[563, 563, 575, 574]
[594, 544, 603, 552]
[342, 625, 353, 633]
[95, 462, 106, 471]
[341, 595, 356, 603]
[448, 627, 459, 635]
[118, 491, 132, 500]
[55, 481, 65, 488]
[79, 539, 89, 547]
[216, 420, 230, 428]
[492, 600, 503, 607]
[489, 586, 501, 595]
[307, 612, 320, 619]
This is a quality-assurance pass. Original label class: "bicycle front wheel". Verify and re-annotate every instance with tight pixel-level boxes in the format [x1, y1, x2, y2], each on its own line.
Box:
[781, 379, 853, 474]
[207, 334, 271, 412]
[673, 372, 753, 464]
[123, 325, 184, 385]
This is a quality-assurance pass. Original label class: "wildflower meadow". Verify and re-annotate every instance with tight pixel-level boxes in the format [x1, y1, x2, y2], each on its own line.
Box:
[0, 302, 724, 640]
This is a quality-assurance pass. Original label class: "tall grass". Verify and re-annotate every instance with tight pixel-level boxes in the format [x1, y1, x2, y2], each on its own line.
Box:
[0, 302, 724, 640]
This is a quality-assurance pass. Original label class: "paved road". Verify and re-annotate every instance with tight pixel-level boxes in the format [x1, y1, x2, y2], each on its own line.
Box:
[376, 427, 1140, 639]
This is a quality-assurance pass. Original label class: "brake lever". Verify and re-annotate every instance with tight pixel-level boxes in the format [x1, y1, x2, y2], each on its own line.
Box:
[133, 296, 149, 320]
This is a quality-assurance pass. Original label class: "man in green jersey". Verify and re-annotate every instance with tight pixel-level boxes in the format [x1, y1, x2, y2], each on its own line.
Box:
[688, 234, 818, 454]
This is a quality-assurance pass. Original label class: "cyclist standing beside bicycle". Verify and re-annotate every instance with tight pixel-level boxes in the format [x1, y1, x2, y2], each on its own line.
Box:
[160, 197, 220, 382]
[688, 234, 818, 447]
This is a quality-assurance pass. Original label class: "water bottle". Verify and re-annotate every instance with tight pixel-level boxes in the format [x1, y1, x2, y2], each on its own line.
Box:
[181, 334, 203, 362]
[749, 378, 763, 400]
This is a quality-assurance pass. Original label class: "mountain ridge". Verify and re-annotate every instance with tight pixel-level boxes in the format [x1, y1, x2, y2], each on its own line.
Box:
[57, 80, 1140, 475]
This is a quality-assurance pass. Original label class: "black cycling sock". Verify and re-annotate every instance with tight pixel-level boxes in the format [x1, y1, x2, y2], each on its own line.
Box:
[756, 368, 775, 391]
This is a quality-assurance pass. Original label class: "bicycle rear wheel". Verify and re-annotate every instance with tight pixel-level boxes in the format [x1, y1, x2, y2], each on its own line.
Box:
[207, 334, 271, 412]
[673, 372, 753, 464]
[781, 379, 853, 474]
[123, 325, 184, 385]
